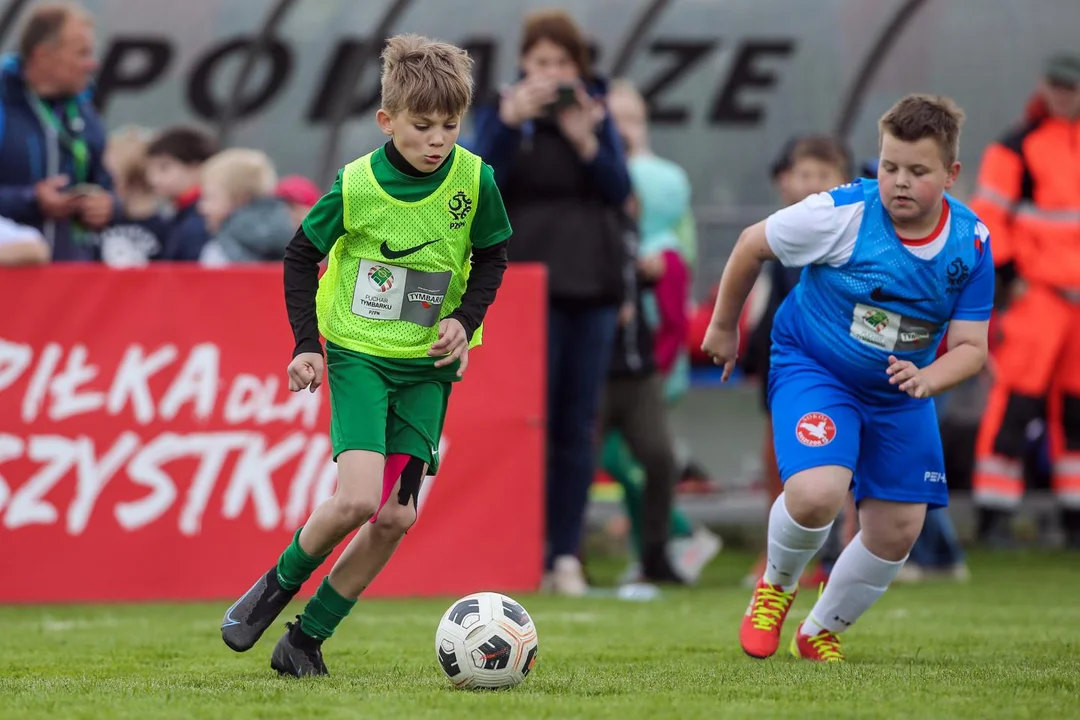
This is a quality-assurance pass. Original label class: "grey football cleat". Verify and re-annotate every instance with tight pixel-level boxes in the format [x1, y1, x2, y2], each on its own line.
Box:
[271, 617, 329, 677]
[221, 568, 298, 652]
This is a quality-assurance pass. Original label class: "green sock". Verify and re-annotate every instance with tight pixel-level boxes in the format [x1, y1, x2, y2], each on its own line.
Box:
[603, 432, 647, 556]
[604, 432, 697, 553]
[670, 507, 694, 539]
[299, 577, 357, 641]
[276, 527, 330, 591]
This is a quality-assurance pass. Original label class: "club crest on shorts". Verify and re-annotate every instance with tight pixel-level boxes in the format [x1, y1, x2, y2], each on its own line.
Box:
[796, 412, 836, 447]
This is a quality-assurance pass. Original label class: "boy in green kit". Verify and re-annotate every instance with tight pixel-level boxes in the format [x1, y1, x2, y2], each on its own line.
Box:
[220, 34, 513, 678]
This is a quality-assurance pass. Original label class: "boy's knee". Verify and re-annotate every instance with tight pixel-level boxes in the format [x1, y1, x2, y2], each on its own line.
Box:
[787, 498, 837, 529]
[860, 502, 926, 560]
[863, 530, 919, 562]
[372, 503, 417, 538]
[783, 468, 851, 528]
[331, 495, 379, 529]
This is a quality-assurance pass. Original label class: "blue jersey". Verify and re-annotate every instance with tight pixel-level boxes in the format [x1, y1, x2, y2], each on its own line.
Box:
[766, 178, 994, 404]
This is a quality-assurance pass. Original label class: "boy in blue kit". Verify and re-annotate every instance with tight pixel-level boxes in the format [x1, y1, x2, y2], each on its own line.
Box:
[702, 95, 994, 662]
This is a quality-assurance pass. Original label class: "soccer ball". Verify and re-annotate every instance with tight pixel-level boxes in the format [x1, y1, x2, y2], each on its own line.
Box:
[434, 591, 539, 690]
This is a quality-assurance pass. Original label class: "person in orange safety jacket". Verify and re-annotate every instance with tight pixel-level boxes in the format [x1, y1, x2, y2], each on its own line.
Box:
[970, 53, 1080, 548]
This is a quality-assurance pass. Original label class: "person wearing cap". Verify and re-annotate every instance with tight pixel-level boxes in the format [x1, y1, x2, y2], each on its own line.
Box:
[969, 52, 1080, 548]
[276, 175, 324, 230]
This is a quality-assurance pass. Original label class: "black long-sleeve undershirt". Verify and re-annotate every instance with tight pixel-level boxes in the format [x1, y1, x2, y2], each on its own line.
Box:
[283, 141, 509, 357]
[283, 229, 327, 358]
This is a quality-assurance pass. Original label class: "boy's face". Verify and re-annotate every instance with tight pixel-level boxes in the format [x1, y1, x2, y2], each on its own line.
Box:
[377, 110, 461, 173]
[787, 157, 847, 204]
[877, 132, 960, 230]
[147, 155, 202, 201]
[198, 180, 236, 235]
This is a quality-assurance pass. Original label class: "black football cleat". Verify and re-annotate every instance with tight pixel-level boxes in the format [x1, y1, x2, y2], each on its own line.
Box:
[271, 617, 329, 678]
[221, 567, 299, 652]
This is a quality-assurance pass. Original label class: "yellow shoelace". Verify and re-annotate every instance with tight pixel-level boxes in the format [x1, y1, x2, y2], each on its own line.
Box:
[807, 631, 845, 662]
[749, 586, 795, 631]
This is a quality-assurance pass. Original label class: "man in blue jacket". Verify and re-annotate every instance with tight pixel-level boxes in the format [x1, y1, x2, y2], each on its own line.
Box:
[0, 3, 115, 261]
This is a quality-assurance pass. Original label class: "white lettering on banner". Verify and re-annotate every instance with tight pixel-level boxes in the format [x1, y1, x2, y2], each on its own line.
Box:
[0, 431, 449, 535]
[158, 344, 219, 421]
[107, 345, 179, 424]
[0, 434, 23, 515]
[256, 377, 320, 427]
[22, 343, 63, 422]
[50, 346, 106, 421]
[284, 434, 331, 528]
[224, 375, 263, 424]
[178, 433, 253, 536]
[69, 432, 141, 534]
[1, 340, 323, 428]
[224, 375, 321, 429]
[117, 433, 184, 530]
[6, 436, 78, 529]
[221, 432, 308, 530]
[0, 340, 32, 395]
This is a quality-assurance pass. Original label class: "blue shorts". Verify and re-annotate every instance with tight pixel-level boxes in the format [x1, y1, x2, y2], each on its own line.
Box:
[768, 352, 948, 509]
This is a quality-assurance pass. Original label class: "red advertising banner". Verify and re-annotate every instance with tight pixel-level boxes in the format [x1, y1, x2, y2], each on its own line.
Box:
[0, 265, 546, 603]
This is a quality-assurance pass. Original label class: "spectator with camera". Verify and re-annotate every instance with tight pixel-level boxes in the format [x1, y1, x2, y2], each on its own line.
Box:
[467, 9, 631, 595]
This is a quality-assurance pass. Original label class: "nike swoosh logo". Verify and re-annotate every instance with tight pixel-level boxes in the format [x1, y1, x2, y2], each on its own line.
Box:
[870, 287, 933, 304]
[380, 238, 440, 260]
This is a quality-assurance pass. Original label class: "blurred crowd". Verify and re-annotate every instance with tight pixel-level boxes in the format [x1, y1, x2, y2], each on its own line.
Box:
[4, 3, 1079, 596]
[0, 3, 321, 270]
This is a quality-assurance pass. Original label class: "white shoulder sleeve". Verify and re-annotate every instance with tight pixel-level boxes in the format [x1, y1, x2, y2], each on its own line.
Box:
[0, 217, 43, 246]
[764, 191, 863, 267]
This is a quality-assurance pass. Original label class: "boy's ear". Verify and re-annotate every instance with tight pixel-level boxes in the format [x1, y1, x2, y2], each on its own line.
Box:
[376, 109, 394, 137]
[944, 160, 961, 190]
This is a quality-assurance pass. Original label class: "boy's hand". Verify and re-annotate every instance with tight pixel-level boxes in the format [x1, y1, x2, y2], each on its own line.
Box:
[701, 324, 739, 382]
[429, 318, 469, 377]
[287, 352, 325, 393]
[887, 355, 931, 398]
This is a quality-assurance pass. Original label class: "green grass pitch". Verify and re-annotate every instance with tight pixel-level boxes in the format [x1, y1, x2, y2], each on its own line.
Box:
[1, 550, 1077, 719]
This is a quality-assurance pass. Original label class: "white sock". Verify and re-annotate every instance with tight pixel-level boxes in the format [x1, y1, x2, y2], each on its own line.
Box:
[803, 531, 905, 636]
[763, 493, 833, 593]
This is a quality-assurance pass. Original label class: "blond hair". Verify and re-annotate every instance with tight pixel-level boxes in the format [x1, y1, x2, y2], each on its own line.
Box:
[609, 79, 646, 113]
[879, 94, 966, 166]
[380, 34, 473, 118]
[105, 125, 153, 192]
[201, 149, 277, 203]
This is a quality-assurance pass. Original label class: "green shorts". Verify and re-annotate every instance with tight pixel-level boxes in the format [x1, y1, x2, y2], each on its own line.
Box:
[326, 342, 458, 474]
